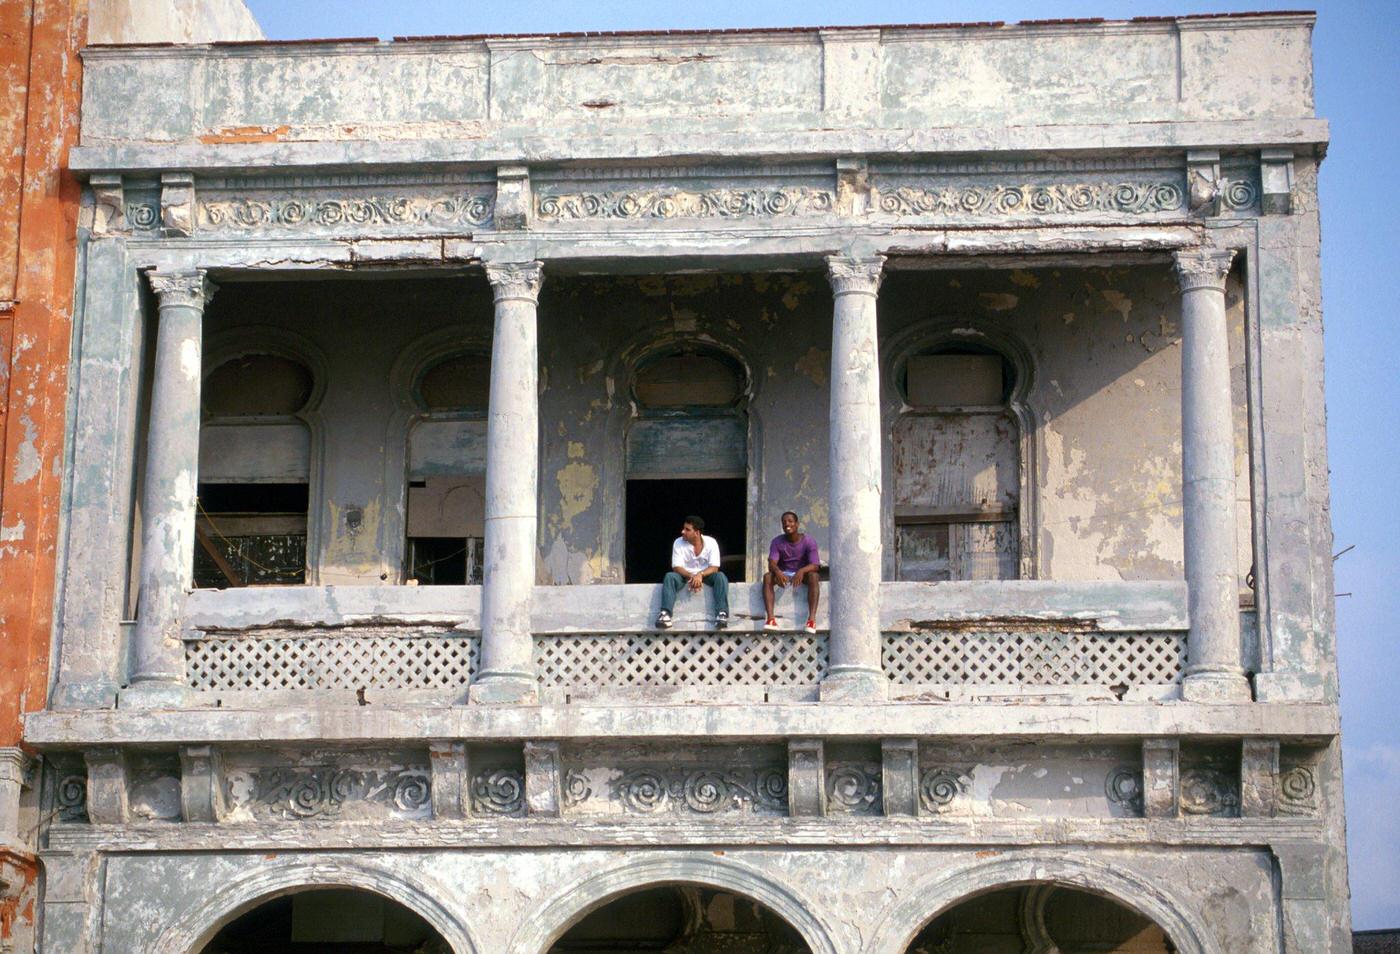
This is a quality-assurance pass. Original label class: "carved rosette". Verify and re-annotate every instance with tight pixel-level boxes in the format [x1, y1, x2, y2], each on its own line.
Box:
[826, 765, 881, 814]
[484, 261, 545, 305]
[147, 270, 217, 310]
[825, 255, 885, 297]
[471, 769, 526, 816]
[562, 769, 592, 808]
[918, 767, 971, 814]
[1180, 768, 1240, 816]
[1278, 764, 1318, 815]
[1105, 767, 1144, 814]
[1172, 249, 1236, 293]
[56, 774, 89, 823]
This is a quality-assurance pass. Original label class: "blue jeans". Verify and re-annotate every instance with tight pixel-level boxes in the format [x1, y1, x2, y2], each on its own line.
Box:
[661, 571, 729, 616]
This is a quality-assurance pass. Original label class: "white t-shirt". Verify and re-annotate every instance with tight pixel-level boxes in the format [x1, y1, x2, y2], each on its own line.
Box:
[671, 534, 721, 575]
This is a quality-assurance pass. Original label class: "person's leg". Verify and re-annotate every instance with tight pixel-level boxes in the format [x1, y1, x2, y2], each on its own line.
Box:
[706, 571, 730, 617]
[802, 568, 820, 619]
[763, 571, 776, 619]
[660, 572, 683, 614]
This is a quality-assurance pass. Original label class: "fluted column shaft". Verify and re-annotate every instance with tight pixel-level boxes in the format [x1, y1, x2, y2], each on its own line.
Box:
[124, 270, 215, 708]
[1175, 248, 1251, 702]
[472, 261, 544, 704]
[821, 255, 888, 701]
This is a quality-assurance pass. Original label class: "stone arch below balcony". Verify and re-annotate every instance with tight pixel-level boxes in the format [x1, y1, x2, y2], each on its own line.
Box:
[151, 857, 477, 954]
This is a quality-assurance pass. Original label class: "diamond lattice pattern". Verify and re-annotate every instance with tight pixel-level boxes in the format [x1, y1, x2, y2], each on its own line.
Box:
[534, 633, 829, 687]
[185, 629, 480, 691]
[881, 630, 1185, 686]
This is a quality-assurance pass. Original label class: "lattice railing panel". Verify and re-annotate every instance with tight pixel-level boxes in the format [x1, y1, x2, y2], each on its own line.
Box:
[185, 629, 480, 692]
[535, 633, 828, 688]
[882, 630, 1185, 686]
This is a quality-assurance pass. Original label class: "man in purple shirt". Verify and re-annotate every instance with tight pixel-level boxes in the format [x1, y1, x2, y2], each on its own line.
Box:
[763, 511, 820, 633]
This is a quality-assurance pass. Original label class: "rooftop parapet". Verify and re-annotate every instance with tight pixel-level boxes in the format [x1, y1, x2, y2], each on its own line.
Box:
[75, 13, 1321, 171]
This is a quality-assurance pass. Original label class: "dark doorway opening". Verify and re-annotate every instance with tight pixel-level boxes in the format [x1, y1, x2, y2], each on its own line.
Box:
[201, 888, 450, 953]
[625, 477, 746, 583]
[550, 884, 810, 952]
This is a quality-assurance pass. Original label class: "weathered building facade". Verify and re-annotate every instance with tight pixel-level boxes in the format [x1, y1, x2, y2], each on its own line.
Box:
[23, 12, 1345, 953]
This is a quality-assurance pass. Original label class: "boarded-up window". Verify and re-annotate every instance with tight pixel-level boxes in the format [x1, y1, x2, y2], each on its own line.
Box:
[635, 353, 743, 407]
[418, 353, 490, 411]
[894, 348, 1020, 581]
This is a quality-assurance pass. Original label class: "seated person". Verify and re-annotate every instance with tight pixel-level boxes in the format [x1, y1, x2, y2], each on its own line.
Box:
[656, 514, 729, 630]
[763, 510, 820, 634]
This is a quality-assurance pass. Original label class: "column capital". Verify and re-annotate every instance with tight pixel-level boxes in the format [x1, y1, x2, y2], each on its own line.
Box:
[1172, 248, 1235, 293]
[147, 269, 216, 308]
[825, 254, 885, 297]
[484, 261, 544, 304]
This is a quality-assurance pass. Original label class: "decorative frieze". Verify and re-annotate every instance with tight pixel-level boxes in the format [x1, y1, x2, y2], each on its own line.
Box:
[536, 186, 835, 221]
[199, 192, 494, 232]
[873, 180, 1185, 217]
[55, 774, 88, 823]
[609, 767, 788, 815]
[1105, 767, 1145, 815]
[787, 740, 826, 817]
[161, 171, 196, 237]
[880, 739, 919, 817]
[226, 764, 432, 821]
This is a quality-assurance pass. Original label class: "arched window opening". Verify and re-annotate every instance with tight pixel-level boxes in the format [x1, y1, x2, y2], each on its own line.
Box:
[893, 344, 1020, 582]
[200, 888, 451, 953]
[195, 352, 314, 588]
[905, 884, 1175, 954]
[406, 352, 491, 585]
[625, 347, 749, 584]
[551, 885, 811, 953]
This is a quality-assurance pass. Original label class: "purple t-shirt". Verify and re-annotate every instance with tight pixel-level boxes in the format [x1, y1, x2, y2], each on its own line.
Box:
[768, 533, 819, 575]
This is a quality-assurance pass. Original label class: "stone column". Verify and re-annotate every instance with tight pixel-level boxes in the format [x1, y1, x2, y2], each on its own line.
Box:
[123, 270, 214, 708]
[1174, 248, 1250, 702]
[821, 255, 888, 701]
[471, 261, 543, 704]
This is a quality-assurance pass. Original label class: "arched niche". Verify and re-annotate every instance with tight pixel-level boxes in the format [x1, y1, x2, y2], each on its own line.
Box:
[882, 321, 1038, 581]
[193, 330, 326, 589]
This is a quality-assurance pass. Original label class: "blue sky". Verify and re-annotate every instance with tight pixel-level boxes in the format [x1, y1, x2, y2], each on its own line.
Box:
[246, 0, 1400, 930]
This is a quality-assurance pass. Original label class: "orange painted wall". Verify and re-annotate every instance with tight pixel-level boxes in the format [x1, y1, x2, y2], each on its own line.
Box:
[0, 0, 87, 944]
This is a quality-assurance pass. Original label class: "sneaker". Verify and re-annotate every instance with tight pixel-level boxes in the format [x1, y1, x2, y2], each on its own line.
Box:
[804, 619, 817, 635]
[763, 618, 779, 631]
[715, 611, 729, 630]
[655, 610, 672, 629]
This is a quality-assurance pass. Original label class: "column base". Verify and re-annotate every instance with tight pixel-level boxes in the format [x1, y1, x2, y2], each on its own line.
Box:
[819, 667, 889, 703]
[50, 680, 119, 709]
[469, 671, 539, 705]
[1181, 669, 1252, 703]
[118, 680, 192, 709]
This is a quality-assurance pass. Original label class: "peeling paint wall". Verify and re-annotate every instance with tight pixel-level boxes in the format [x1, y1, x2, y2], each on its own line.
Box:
[202, 266, 1250, 589]
[881, 266, 1252, 584]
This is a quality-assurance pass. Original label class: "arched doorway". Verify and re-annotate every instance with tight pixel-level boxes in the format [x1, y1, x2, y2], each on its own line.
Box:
[905, 884, 1176, 953]
[200, 887, 453, 953]
[624, 347, 751, 583]
[549, 884, 811, 953]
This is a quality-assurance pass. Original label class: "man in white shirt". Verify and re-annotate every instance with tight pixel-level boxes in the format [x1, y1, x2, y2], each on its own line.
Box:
[655, 514, 729, 629]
